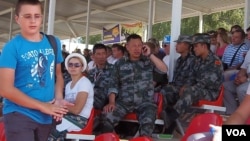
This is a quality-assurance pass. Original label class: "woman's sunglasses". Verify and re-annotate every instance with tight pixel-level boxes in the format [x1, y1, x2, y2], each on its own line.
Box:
[68, 63, 82, 68]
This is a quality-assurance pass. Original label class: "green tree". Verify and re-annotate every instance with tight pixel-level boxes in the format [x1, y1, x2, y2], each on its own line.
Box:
[79, 34, 102, 47]
[181, 16, 199, 35]
[203, 8, 244, 32]
[152, 22, 171, 41]
[152, 8, 244, 40]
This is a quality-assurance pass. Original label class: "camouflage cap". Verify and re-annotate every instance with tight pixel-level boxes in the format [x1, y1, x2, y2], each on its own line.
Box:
[192, 34, 211, 44]
[174, 35, 192, 43]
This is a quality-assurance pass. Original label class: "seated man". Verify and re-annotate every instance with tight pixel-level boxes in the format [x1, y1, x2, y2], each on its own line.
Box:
[222, 29, 249, 81]
[223, 48, 250, 115]
[87, 44, 114, 110]
[160, 35, 196, 107]
[162, 33, 223, 128]
[110, 44, 125, 64]
[100, 34, 168, 137]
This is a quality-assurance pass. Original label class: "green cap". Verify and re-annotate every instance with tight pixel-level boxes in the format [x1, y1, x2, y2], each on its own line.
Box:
[192, 34, 211, 44]
[174, 35, 192, 43]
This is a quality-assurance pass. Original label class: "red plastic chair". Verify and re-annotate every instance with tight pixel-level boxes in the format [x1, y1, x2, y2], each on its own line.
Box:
[94, 133, 120, 141]
[69, 108, 95, 135]
[193, 85, 224, 107]
[66, 109, 95, 141]
[0, 122, 6, 141]
[180, 113, 223, 141]
[129, 136, 154, 141]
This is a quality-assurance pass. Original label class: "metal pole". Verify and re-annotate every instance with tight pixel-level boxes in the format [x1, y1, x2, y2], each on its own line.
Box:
[147, 0, 154, 39]
[169, 0, 182, 81]
[47, 0, 56, 35]
[85, 0, 91, 49]
[42, 0, 48, 33]
[8, 8, 14, 40]
[244, 0, 250, 30]
[199, 12, 203, 33]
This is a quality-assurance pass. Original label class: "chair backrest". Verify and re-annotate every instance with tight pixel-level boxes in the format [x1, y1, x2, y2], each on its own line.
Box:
[69, 108, 95, 134]
[180, 113, 223, 141]
[129, 136, 154, 141]
[195, 85, 224, 107]
[155, 92, 163, 118]
[94, 133, 120, 141]
[0, 122, 6, 141]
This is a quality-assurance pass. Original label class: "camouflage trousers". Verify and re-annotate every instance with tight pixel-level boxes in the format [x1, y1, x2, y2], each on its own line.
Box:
[48, 114, 88, 141]
[101, 101, 157, 136]
[94, 94, 108, 110]
[173, 86, 213, 115]
[160, 84, 181, 106]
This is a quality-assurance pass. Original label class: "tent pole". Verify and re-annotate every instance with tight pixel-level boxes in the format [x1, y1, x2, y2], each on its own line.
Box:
[244, 0, 250, 30]
[199, 12, 203, 33]
[147, 0, 154, 39]
[8, 8, 14, 40]
[169, 0, 182, 81]
[85, 0, 91, 49]
[47, 0, 56, 35]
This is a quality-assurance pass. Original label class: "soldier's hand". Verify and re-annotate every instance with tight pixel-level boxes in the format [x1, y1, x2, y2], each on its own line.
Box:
[103, 102, 116, 113]
[179, 85, 186, 97]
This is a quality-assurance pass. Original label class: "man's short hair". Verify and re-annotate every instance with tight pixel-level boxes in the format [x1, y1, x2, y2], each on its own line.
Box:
[126, 34, 142, 43]
[15, 0, 43, 16]
[147, 38, 160, 48]
[93, 43, 107, 54]
[246, 26, 250, 32]
[232, 29, 245, 39]
[111, 44, 125, 54]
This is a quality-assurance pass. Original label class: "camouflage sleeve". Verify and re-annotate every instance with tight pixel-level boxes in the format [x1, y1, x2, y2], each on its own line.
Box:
[87, 69, 94, 83]
[192, 59, 223, 90]
[184, 57, 196, 86]
[107, 63, 119, 96]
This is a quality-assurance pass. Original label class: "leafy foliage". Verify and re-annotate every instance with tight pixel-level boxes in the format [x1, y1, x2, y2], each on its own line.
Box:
[79, 8, 244, 43]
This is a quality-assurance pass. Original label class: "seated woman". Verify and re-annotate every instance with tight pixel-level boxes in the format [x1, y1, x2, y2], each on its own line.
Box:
[48, 53, 94, 141]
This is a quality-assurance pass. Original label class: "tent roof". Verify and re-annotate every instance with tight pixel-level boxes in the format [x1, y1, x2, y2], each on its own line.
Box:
[0, 0, 246, 47]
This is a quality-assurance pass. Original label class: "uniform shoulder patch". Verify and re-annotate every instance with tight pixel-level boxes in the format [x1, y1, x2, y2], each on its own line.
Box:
[215, 60, 221, 65]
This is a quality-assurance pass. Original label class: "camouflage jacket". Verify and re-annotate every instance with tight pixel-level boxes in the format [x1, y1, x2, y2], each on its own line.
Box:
[172, 53, 196, 87]
[108, 56, 155, 105]
[192, 52, 223, 99]
[87, 62, 114, 101]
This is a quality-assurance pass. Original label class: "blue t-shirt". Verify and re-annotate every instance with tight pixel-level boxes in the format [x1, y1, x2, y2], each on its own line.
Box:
[0, 33, 63, 124]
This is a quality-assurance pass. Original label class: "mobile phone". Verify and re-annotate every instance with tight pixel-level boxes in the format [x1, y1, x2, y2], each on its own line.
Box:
[142, 46, 147, 53]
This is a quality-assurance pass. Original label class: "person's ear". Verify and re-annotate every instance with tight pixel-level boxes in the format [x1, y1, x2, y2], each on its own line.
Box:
[15, 15, 20, 25]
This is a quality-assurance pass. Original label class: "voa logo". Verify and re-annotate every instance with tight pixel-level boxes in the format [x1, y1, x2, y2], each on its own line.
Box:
[226, 129, 246, 136]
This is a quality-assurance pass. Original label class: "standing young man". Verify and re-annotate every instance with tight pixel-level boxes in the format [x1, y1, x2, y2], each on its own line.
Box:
[0, 0, 72, 141]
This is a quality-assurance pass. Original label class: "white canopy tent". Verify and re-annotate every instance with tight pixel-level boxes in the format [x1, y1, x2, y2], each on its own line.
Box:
[0, 0, 248, 44]
[0, 0, 249, 80]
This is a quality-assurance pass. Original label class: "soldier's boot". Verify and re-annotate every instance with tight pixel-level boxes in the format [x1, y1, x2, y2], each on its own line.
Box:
[160, 108, 179, 129]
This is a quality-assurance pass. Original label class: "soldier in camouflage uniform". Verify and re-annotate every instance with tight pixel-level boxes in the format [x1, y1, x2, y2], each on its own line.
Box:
[160, 35, 196, 106]
[162, 33, 224, 128]
[100, 34, 168, 137]
[87, 43, 114, 110]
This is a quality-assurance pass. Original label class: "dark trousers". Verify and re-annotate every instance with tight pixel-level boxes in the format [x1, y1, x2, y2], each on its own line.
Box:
[4, 112, 52, 141]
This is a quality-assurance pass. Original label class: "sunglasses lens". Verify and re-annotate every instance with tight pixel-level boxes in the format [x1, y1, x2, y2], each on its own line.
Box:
[74, 63, 81, 67]
[68, 63, 81, 68]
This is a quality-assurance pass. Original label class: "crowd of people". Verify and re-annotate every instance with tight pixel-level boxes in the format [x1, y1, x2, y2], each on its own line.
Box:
[1, 0, 250, 141]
